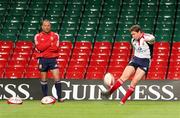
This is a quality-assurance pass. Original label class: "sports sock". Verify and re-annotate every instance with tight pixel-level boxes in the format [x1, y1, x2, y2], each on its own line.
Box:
[40, 81, 48, 97]
[55, 80, 62, 99]
[121, 86, 135, 104]
[109, 79, 124, 94]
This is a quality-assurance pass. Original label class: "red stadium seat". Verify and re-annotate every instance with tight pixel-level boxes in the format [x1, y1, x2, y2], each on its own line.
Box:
[26, 67, 39, 72]
[0, 54, 10, 60]
[171, 49, 180, 55]
[0, 41, 13, 49]
[92, 48, 111, 55]
[65, 72, 85, 79]
[172, 42, 180, 48]
[59, 48, 71, 56]
[13, 48, 33, 54]
[169, 61, 180, 67]
[110, 55, 129, 61]
[170, 55, 180, 60]
[112, 48, 130, 56]
[153, 42, 170, 58]
[89, 60, 108, 67]
[59, 41, 72, 49]
[107, 66, 124, 73]
[113, 42, 131, 50]
[24, 72, 40, 79]
[91, 55, 110, 61]
[147, 72, 166, 80]
[0, 59, 8, 68]
[0, 48, 13, 54]
[107, 66, 124, 80]
[73, 48, 92, 55]
[66, 66, 86, 73]
[86, 72, 105, 80]
[94, 42, 112, 49]
[71, 54, 90, 61]
[58, 54, 70, 61]
[29, 59, 39, 67]
[8, 60, 27, 67]
[151, 58, 168, 64]
[0, 67, 5, 76]
[65, 67, 86, 79]
[57, 60, 68, 68]
[6, 67, 26, 73]
[168, 66, 180, 74]
[169, 50, 180, 81]
[153, 48, 170, 55]
[172, 42, 180, 55]
[87, 66, 106, 74]
[109, 60, 128, 67]
[69, 60, 88, 67]
[150, 60, 168, 67]
[167, 72, 180, 80]
[0, 71, 4, 78]
[15, 41, 34, 48]
[4, 72, 24, 79]
[57, 54, 70, 68]
[11, 53, 31, 61]
[148, 66, 167, 73]
[74, 41, 92, 49]
[152, 55, 169, 60]
[154, 42, 170, 50]
[86, 66, 106, 80]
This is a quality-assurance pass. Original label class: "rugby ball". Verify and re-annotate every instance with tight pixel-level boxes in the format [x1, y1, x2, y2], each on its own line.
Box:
[41, 96, 56, 104]
[7, 97, 23, 104]
[103, 73, 115, 87]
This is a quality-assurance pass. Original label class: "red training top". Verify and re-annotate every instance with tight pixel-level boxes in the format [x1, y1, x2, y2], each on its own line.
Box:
[34, 31, 59, 58]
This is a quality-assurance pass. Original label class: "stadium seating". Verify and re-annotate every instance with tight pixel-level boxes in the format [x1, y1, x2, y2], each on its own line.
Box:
[107, 41, 131, 79]
[0, 0, 180, 80]
[167, 42, 180, 80]
[147, 42, 170, 80]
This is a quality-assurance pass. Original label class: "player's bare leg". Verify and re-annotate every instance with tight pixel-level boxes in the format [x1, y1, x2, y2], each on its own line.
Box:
[51, 68, 64, 102]
[120, 68, 145, 105]
[101, 66, 135, 99]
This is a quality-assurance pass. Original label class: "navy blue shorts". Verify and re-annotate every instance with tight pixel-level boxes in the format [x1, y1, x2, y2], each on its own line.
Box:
[128, 56, 150, 73]
[38, 58, 58, 72]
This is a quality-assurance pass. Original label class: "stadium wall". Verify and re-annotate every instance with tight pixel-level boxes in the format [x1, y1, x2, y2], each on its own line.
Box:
[0, 79, 179, 101]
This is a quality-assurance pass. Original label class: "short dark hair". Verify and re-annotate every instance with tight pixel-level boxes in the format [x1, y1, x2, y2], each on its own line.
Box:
[41, 19, 51, 26]
[129, 25, 142, 32]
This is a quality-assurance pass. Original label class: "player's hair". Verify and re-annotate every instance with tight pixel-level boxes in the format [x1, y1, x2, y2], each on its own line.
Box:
[40, 19, 51, 32]
[129, 25, 142, 32]
[41, 19, 51, 26]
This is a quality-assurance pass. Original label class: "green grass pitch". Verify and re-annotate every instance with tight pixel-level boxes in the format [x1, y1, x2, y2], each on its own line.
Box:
[0, 100, 180, 118]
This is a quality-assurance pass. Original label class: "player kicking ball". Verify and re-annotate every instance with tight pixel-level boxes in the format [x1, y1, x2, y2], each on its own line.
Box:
[101, 25, 155, 105]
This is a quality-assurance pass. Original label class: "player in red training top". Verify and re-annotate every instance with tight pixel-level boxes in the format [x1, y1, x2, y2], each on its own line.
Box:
[34, 19, 63, 102]
[102, 25, 155, 104]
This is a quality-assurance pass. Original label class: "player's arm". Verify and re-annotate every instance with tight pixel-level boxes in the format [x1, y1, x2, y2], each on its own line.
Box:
[34, 34, 51, 51]
[49, 33, 59, 51]
[144, 34, 155, 44]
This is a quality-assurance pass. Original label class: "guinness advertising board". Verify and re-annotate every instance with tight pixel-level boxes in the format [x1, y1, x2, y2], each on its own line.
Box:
[0, 79, 179, 101]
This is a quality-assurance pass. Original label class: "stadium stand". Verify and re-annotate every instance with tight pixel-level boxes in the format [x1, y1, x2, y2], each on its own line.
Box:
[167, 42, 180, 80]
[147, 42, 170, 80]
[0, 0, 180, 80]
